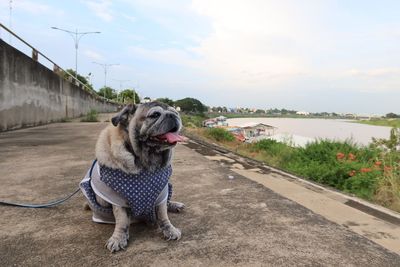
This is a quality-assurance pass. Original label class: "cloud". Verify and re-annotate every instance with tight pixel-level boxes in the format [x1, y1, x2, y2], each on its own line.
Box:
[122, 14, 137, 23]
[347, 68, 400, 77]
[85, 0, 113, 22]
[128, 46, 199, 67]
[340, 68, 400, 93]
[175, 0, 400, 93]
[95, 0, 400, 108]
[83, 49, 104, 61]
[185, 0, 324, 88]
[0, 0, 64, 16]
[123, 0, 317, 89]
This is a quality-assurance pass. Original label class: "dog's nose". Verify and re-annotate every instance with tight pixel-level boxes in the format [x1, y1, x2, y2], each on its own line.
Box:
[165, 114, 180, 132]
[165, 113, 176, 119]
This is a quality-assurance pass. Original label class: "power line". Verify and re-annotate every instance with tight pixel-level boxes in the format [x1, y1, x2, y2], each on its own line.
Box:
[9, 0, 12, 44]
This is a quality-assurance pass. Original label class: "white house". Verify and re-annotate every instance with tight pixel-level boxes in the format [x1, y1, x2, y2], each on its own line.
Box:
[202, 116, 228, 127]
[239, 123, 276, 139]
[296, 111, 310, 116]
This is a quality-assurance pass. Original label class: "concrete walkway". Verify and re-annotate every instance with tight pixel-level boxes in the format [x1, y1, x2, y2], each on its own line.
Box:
[1, 121, 399, 266]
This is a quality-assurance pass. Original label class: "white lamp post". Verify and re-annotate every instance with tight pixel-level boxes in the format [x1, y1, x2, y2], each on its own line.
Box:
[113, 79, 130, 103]
[51, 27, 100, 79]
[93, 62, 119, 101]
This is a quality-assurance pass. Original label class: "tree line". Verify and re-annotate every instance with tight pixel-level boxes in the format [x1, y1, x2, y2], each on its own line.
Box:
[63, 69, 208, 112]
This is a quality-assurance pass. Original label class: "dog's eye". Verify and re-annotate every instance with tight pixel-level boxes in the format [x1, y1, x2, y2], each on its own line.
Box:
[149, 112, 161, 119]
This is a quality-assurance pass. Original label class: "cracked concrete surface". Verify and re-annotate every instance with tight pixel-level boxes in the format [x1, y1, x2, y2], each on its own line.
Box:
[1, 121, 399, 266]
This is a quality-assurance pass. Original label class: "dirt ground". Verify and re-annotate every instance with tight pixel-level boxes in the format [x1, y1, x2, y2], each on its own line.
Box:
[1, 121, 399, 266]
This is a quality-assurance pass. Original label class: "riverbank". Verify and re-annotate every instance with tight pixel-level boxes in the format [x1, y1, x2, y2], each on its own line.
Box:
[356, 119, 400, 128]
[185, 127, 400, 213]
[209, 113, 400, 129]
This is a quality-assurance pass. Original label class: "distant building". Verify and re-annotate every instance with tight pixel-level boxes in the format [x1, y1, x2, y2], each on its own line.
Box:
[141, 97, 151, 103]
[239, 123, 276, 139]
[202, 116, 228, 127]
[343, 113, 356, 118]
[203, 119, 217, 128]
[296, 111, 310, 116]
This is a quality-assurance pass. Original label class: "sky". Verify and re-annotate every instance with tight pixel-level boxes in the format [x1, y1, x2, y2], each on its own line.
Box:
[0, 0, 400, 115]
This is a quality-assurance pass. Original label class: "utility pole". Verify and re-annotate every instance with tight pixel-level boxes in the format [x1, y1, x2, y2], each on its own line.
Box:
[131, 81, 141, 104]
[113, 79, 130, 103]
[93, 62, 119, 101]
[9, 0, 12, 44]
[51, 27, 100, 79]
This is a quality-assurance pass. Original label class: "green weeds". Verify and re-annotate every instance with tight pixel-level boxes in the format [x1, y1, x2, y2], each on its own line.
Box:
[205, 128, 235, 142]
[81, 109, 99, 122]
[189, 127, 400, 212]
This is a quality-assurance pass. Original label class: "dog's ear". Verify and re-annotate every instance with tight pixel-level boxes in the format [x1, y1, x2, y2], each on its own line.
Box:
[111, 104, 137, 127]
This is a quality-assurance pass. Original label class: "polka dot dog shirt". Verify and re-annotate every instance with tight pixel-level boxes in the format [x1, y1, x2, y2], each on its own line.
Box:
[80, 160, 172, 224]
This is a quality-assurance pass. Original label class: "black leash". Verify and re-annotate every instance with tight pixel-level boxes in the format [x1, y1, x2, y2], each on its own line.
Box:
[0, 160, 97, 208]
[0, 188, 81, 208]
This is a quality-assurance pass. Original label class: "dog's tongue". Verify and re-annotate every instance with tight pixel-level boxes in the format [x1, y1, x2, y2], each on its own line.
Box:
[159, 132, 186, 143]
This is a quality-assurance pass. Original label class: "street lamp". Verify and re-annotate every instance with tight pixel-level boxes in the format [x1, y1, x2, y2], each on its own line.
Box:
[113, 79, 130, 103]
[51, 27, 100, 79]
[93, 62, 119, 101]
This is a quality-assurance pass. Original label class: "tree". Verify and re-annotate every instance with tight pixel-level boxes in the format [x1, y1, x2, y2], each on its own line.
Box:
[174, 97, 207, 113]
[119, 89, 140, 104]
[372, 128, 400, 152]
[156, 98, 175, 106]
[255, 109, 265, 114]
[386, 112, 400, 118]
[63, 69, 94, 91]
[98, 86, 117, 100]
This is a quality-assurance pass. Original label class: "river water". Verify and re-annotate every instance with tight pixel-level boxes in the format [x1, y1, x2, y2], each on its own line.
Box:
[226, 118, 392, 146]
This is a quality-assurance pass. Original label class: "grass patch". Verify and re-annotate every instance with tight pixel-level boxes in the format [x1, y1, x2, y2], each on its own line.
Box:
[181, 113, 207, 128]
[374, 160, 400, 212]
[80, 109, 99, 122]
[59, 117, 71, 123]
[205, 128, 235, 142]
[187, 126, 400, 212]
[356, 119, 400, 128]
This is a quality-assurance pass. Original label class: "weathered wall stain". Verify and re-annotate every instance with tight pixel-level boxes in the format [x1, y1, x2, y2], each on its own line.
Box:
[0, 40, 118, 131]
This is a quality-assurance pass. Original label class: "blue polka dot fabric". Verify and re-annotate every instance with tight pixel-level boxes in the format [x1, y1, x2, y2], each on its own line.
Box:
[80, 160, 114, 215]
[80, 160, 173, 224]
[100, 163, 172, 223]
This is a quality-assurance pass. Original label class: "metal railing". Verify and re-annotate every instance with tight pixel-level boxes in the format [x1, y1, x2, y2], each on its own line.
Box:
[0, 22, 117, 105]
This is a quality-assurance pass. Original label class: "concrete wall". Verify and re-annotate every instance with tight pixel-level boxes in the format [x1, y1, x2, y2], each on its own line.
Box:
[0, 39, 118, 131]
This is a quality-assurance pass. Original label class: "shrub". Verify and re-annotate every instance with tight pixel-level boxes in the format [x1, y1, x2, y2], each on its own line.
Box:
[249, 139, 294, 167]
[344, 171, 379, 200]
[206, 128, 235, 142]
[59, 117, 71, 123]
[294, 139, 358, 163]
[181, 114, 206, 128]
[81, 109, 98, 122]
[194, 128, 400, 212]
[252, 139, 288, 156]
[374, 159, 400, 212]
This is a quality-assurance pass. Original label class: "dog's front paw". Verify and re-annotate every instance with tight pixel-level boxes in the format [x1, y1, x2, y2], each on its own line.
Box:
[161, 224, 181, 241]
[106, 232, 129, 252]
[168, 201, 185, 213]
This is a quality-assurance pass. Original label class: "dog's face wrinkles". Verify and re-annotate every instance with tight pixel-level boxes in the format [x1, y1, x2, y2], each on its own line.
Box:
[129, 102, 182, 151]
[109, 101, 183, 170]
[133, 104, 182, 150]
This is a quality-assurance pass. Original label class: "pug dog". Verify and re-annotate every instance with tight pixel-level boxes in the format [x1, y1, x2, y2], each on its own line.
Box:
[80, 101, 186, 252]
